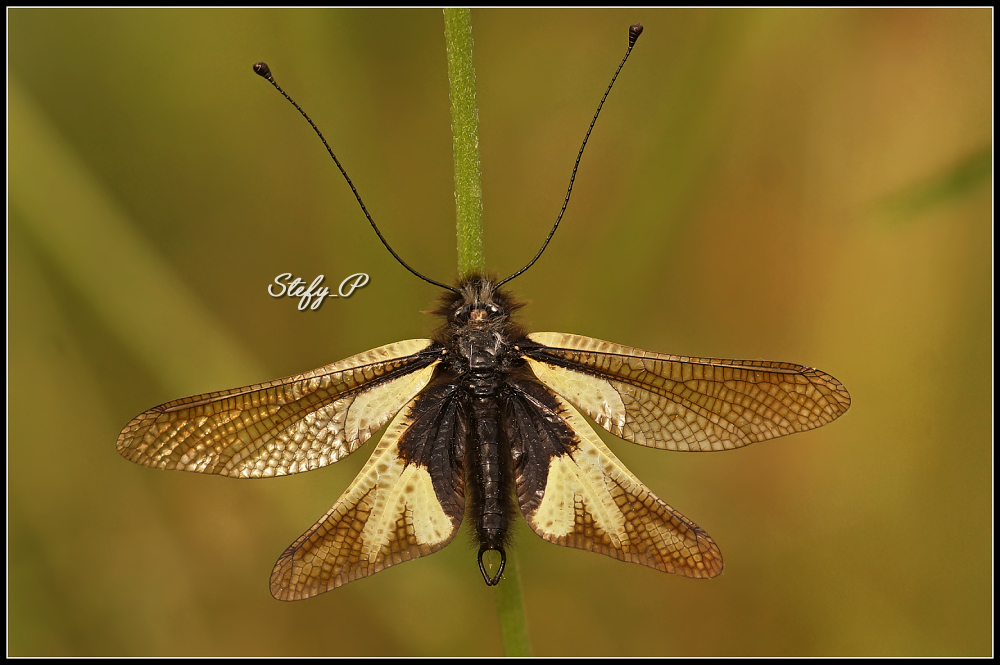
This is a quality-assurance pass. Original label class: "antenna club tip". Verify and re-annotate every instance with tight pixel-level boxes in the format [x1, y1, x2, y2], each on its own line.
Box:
[629, 24, 643, 45]
[252, 61, 274, 81]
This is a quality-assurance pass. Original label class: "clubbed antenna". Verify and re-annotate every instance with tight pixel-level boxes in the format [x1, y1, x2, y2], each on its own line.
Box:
[497, 23, 644, 287]
[253, 62, 459, 294]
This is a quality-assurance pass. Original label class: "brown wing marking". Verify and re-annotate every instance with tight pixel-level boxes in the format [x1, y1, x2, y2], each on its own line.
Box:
[116, 339, 440, 477]
[523, 332, 850, 452]
[512, 384, 722, 578]
[269, 391, 465, 600]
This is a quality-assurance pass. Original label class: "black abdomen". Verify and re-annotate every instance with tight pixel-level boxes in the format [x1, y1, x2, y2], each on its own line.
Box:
[467, 395, 515, 585]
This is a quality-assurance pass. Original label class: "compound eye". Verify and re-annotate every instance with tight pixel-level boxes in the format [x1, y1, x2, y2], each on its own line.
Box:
[454, 305, 471, 322]
[485, 303, 503, 316]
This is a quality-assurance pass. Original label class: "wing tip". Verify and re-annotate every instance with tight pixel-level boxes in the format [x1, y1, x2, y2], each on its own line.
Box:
[686, 538, 725, 579]
[268, 550, 336, 601]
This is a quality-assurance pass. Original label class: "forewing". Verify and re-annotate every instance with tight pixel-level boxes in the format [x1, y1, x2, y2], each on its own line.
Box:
[270, 382, 466, 599]
[522, 332, 850, 452]
[507, 380, 722, 578]
[117, 339, 441, 477]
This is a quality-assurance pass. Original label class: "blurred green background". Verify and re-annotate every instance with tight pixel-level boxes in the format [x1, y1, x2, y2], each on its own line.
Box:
[8, 8, 991, 657]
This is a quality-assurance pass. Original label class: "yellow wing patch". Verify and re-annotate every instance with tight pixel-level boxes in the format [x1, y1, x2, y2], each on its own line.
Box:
[523, 391, 723, 578]
[270, 398, 463, 600]
[522, 355, 626, 431]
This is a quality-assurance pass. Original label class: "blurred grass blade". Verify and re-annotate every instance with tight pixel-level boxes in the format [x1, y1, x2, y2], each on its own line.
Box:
[9, 77, 263, 394]
[877, 146, 991, 225]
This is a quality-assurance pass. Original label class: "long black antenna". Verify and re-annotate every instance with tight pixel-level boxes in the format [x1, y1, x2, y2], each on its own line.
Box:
[253, 62, 459, 294]
[497, 23, 643, 288]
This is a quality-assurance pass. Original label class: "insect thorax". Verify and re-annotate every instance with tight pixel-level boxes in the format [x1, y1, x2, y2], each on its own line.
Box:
[433, 275, 527, 395]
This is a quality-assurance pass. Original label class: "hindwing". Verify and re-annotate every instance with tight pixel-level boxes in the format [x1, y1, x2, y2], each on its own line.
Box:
[505, 379, 722, 578]
[116, 339, 441, 477]
[521, 332, 851, 452]
[270, 380, 467, 600]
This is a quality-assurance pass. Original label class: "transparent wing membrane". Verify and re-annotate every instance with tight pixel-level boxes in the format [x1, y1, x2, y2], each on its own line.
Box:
[524, 332, 851, 452]
[117, 340, 439, 477]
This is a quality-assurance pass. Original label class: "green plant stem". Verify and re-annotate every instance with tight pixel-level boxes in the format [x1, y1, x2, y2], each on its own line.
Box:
[442, 9, 530, 657]
[493, 550, 530, 657]
[443, 8, 485, 277]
